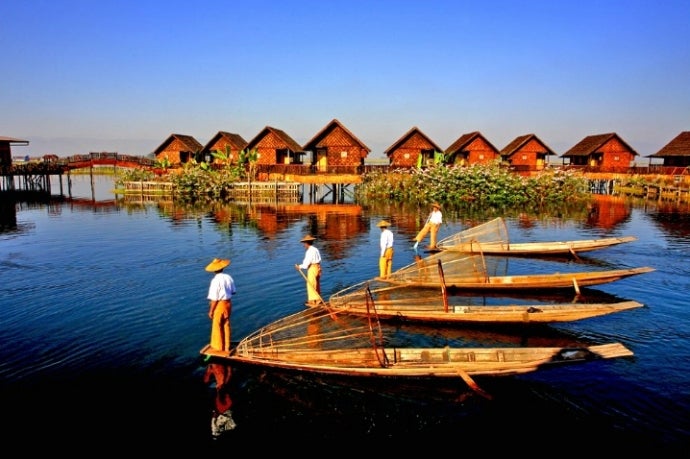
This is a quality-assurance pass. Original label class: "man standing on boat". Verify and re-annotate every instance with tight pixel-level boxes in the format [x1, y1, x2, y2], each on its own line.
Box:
[414, 203, 443, 251]
[295, 234, 322, 305]
[377, 220, 394, 278]
[205, 258, 236, 352]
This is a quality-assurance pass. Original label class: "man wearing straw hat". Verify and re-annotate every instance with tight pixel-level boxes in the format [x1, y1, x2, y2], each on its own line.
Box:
[413, 202, 443, 251]
[295, 234, 322, 305]
[377, 220, 394, 278]
[205, 258, 236, 351]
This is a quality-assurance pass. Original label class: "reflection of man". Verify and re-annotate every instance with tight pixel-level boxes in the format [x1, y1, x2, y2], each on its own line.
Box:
[204, 363, 236, 437]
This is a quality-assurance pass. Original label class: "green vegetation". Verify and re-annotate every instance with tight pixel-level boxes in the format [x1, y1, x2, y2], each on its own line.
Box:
[116, 159, 591, 210]
[355, 161, 591, 211]
[115, 148, 260, 201]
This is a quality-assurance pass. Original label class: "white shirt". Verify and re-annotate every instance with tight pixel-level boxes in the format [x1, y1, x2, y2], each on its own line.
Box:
[379, 228, 394, 257]
[429, 209, 442, 225]
[299, 245, 321, 269]
[207, 272, 236, 301]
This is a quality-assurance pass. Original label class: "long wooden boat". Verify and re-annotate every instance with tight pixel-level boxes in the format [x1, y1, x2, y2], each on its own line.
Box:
[383, 266, 655, 291]
[438, 236, 638, 256]
[201, 342, 633, 379]
[318, 298, 644, 324]
[199, 306, 634, 389]
[324, 273, 645, 323]
[379, 250, 654, 292]
[436, 217, 637, 257]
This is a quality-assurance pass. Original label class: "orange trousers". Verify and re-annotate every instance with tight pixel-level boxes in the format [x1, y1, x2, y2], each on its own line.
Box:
[306, 264, 322, 302]
[379, 247, 394, 278]
[415, 223, 441, 248]
[210, 299, 231, 351]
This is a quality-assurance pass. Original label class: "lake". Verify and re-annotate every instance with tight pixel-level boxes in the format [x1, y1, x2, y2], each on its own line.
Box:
[1, 175, 689, 453]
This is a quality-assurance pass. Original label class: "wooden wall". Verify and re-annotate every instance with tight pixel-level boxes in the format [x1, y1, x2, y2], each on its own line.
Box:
[507, 138, 546, 170]
[389, 133, 436, 167]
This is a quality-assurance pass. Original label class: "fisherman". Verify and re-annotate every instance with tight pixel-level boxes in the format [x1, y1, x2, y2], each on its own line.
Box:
[205, 258, 236, 352]
[295, 234, 322, 305]
[377, 220, 394, 278]
[413, 202, 443, 251]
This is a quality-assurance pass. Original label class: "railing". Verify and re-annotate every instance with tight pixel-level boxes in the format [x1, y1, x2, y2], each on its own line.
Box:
[255, 164, 367, 176]
[558, 164, 690, 175]
[2, 153, 156, 175]
[123, 181, 174, 194]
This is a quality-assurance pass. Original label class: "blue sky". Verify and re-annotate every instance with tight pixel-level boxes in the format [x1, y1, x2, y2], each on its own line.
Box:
[2, 0, 689, 160]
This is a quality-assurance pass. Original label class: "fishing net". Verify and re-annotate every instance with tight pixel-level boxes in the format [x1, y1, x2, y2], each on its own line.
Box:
[436, 217, 509, 252]
[234, 303, 384, 352]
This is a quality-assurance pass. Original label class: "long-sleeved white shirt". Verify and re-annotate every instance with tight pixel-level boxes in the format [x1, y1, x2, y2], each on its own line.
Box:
[298, 245, 321, 269]
[429, 209, 442, 225]
[207, 272, 236, 301]
[379, 228, 394, 257]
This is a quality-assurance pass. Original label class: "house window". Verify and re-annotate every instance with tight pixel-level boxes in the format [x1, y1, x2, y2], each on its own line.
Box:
[614, 155, 620, 161]
[341, 151, 347, 158]
[403, 153, 410, 159]
[522, 155, 527, 160]
[479, 154, 484, 160]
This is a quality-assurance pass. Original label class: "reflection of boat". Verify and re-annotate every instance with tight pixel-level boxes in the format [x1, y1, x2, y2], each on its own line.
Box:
[322, 280, 643, 323]
[200, 306, 633, 384]
[378, 251, 654, 292]
[437, 217, 637, 257]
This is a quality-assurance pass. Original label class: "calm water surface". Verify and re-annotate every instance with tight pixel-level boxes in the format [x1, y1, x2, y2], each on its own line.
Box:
[1, 176, 689, 453]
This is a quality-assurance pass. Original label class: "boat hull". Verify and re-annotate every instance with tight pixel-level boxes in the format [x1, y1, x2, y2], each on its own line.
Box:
[201, 343, 634, 378]
[382, 266, 655, 291]
[315, 300, 643, 324]
[439, 236, 638, 256]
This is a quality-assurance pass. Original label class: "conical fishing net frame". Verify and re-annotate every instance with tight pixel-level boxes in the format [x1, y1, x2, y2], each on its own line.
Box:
[436, 217, 510, 251]
[373, 250, 491, 287]
[328, 252, 493, 315]
[234, 290, 391, 366]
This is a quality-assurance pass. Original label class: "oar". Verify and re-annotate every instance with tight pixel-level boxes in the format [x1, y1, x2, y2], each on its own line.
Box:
[437, 259, 449, 313]
[456, 369, 492, 400]
[295, 267, 344, 324]
[295, 266, 328, 307]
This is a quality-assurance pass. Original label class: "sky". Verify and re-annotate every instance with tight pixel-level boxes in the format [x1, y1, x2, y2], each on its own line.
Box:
[2, 0, 689, 160]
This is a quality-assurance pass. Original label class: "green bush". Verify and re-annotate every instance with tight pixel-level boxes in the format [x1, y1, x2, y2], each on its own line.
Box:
[355, 162, 591, 211]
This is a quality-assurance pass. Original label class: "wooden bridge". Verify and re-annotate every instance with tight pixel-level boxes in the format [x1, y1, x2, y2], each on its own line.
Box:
[0, 152, 156, 193]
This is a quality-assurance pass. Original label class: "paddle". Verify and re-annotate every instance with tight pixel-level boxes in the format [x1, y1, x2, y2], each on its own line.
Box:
[295, 265, 328, 307]
[456, 369, 492, 400]
[437, 259, 449, 313]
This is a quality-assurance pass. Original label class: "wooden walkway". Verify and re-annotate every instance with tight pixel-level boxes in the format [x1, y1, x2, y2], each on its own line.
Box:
[120, 180, 302, 199]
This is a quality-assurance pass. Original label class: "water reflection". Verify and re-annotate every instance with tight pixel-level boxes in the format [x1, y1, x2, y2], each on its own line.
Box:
[204, 362, 236, 438]
[3, 175, 690, 448]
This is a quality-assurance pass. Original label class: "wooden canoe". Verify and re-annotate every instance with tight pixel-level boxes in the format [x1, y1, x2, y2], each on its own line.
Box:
[437, 236, 638, 256]
[314, 300, 644, 324]
[380, 265, 655, 292]
[435, 217, 637, 257]
[200, 342, 633, 379]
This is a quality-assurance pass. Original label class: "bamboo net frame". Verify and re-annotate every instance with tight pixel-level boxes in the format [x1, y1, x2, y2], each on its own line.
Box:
[436, 217, 509, 251]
